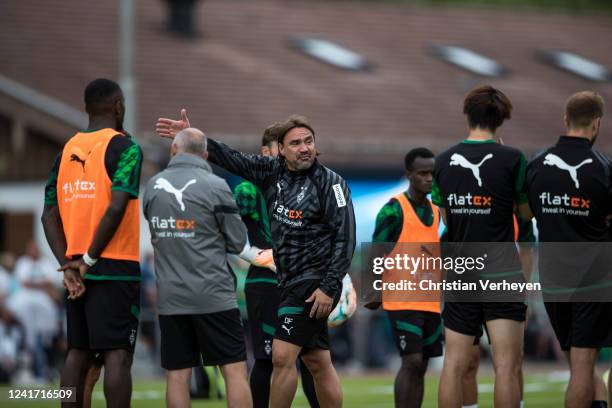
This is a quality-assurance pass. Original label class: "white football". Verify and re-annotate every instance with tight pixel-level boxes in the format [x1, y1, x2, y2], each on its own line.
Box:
[328, 274, 357, 328]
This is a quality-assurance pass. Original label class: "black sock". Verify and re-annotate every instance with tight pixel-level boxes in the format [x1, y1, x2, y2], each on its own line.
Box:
[250, 359, 273, 408]
[591, 401, 608, 408]
[299, 362, 320, 408]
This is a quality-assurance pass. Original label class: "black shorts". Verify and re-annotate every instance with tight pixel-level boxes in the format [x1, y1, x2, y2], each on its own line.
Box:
[442, 302, 526, 337]
[66, 279, 140, 353]
[275, 279, 340, 351]
[245, 281, 280, 360]
[544, 302, 612, 351]
[386, 310, 443, 358]
[159, 308, 246, 370]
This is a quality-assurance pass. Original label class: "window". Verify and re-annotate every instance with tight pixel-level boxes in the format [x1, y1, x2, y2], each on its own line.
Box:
[431, 45, 506, 77]
[289, 37, 371, 71]
[540, 50, 610, 82]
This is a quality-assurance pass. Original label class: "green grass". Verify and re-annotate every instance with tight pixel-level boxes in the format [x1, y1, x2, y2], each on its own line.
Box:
[0, 373, 566, 407]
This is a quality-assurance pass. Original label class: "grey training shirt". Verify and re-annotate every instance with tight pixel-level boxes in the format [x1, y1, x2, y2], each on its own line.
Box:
[143, 153, 247, 315]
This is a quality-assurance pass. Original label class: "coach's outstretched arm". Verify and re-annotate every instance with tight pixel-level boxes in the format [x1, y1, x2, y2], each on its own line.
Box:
[157, 109, 277, 186]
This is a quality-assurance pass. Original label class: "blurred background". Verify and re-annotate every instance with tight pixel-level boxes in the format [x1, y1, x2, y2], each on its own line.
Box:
[0, 0, 611, 405]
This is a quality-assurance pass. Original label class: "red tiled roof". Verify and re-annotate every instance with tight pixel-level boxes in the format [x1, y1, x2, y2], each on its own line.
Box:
[1, 0, 611, 171]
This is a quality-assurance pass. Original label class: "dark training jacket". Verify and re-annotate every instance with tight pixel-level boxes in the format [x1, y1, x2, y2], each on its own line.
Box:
[208, 139, 356, 298]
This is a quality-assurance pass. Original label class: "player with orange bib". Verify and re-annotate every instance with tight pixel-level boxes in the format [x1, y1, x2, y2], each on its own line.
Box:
[369, 148, 442, 408]
[41, 78, 143, 408]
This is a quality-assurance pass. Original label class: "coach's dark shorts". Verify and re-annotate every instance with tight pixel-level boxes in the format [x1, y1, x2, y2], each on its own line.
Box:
[544, 302, 612, 351]
[275, 279, 340, 352]
[442, 301, 526, 337]
[159, 308, 246, 370]
[66, 279, 140, 353]
[386, 310, 443, 358]
[245, 280, 280, 359]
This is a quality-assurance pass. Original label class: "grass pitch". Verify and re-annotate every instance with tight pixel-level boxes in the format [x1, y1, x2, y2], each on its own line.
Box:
[0, 372, 566, 407]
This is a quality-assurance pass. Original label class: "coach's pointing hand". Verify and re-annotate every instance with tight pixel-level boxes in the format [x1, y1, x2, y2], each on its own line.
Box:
[306, 288, 333, 319]
[156, 108, 190, 139]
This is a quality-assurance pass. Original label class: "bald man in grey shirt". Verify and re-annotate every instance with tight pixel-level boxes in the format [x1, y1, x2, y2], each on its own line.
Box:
[144, 128, 267, 408]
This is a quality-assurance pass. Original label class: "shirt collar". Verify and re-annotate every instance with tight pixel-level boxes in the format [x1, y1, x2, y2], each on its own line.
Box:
[557, 135, 592, 146]
[167, 153, 212, 172]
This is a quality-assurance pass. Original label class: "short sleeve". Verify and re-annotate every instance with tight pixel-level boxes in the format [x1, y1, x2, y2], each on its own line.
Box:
[514, 152, 528, 204]
[107, 136, 143, 198]
[44, 153, 62, 206]
[372, 199, 403, 243]
[431, 176, 445, 207]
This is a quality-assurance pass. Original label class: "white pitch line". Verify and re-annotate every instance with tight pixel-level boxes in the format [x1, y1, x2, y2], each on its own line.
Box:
[477, 382, 565, 394]
[93, 390, 164, 400]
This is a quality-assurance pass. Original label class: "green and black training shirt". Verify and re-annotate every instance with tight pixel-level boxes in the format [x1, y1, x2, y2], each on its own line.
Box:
[233, 180, 278, 285]
[372, 192, 434, 243]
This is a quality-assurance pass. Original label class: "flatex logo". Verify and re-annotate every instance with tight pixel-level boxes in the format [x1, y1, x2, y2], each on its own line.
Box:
[150, 216, 196, 230]
[275, 205, 303, 220]
[272, 205, 304, 227]
[538, 154, 593, 217]
[150, 216, 197, 239]
[62, 180, 96, 194]
[62, 179, 96, 201]
[272, 182, 304, 227]
[539, 192, 590, 216]
[446, 192, 493, 215]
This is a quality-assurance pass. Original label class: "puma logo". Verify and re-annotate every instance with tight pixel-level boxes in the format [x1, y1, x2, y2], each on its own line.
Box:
[70, 154, 86, 169]
[281, 324, 293, 335]
[69, 146, 90, 169]
[543, 153, 592, 189]
[154, 177, 197, 211]
[450, 153, 493, 187]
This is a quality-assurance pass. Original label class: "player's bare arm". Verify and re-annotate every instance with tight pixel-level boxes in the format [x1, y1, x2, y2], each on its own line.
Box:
[41, 204, 84, 299]
[517, 202, 533, 221]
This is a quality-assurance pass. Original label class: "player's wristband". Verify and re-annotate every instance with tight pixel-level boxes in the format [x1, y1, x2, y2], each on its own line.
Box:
[82, 252, 98, 267]
[239, 243, 276, 272]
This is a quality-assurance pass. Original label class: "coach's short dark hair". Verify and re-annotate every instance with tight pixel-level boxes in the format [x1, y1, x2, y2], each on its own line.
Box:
[84, 78, 122, 115]
[566, 91, 605, 129]
[405, 148, 434, 171]
[463, 85, 512, 132]
[277, 115, 315, 144]
[261, 122, 283, 147]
